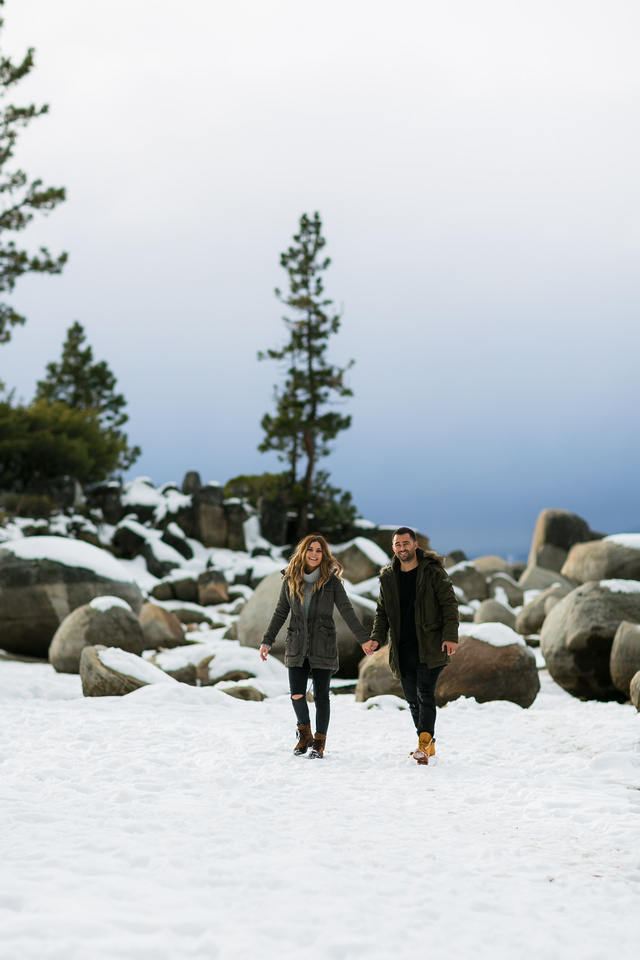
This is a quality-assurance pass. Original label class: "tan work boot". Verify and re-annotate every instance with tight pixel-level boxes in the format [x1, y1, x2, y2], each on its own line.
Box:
[413, 732, 435, 765]
[308, 733, 326, 759]
[293, 723, 313, 755]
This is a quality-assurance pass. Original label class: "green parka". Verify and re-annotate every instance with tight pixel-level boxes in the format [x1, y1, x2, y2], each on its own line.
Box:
[371, 548, 459, 678]
[262, 571, 370, 673]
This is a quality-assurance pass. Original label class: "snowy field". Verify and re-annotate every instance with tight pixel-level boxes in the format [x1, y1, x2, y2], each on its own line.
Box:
[1, 658, 639, 960]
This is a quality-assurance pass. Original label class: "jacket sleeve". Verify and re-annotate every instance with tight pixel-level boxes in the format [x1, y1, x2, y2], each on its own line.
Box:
[370, 581, 390, 647]
[433, 566, 459, 645]
[261, 580, 291, 648]
[332, 578, 371, 646]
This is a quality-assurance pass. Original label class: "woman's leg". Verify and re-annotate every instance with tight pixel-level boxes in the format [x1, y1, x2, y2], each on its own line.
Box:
[310, 668, 332, 735]
[288, 661, 311, 726]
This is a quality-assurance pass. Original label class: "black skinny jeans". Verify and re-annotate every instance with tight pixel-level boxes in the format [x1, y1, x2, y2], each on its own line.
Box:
[400, 663, 444, 737]
[288, 659, 332, 735]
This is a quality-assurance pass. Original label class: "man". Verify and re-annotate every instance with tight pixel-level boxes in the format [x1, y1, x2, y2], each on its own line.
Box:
[368, 527, 459, 764]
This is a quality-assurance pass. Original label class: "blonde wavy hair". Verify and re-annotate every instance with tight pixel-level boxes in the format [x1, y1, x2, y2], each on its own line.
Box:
[285, 534, 344, 602]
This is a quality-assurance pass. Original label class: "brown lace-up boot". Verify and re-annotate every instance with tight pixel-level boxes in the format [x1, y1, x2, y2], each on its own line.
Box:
[294, 723, 313, 755]
[308, 733, 326, 759]
[413, 732, 435, 765]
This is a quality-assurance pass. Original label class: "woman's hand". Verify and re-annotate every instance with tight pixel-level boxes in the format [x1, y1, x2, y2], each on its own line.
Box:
[362, 640, 379, 656]
[259, 645, 270, 662]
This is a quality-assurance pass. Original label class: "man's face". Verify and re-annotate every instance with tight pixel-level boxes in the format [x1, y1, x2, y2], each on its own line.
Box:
[392, 533, 417, 563]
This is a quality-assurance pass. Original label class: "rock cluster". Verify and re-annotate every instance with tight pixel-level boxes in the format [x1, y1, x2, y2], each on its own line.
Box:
[2, 475, 640, 716]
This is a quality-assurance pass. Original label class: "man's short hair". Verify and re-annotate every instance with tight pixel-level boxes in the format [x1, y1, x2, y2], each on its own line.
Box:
[392, 526, 417, 542]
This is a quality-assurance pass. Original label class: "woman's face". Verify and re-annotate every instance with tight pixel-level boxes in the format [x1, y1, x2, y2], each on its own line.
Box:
[304, 540, 323, 571]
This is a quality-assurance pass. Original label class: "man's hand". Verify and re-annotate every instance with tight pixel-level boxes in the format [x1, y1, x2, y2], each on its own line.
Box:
[362, 640, 379, 656]
[259, 645, 270, 662]
[441, 640, 457, 656]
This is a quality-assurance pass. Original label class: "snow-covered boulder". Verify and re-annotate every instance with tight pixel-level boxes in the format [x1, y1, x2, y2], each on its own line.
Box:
[0, 537, 143, 658]
[515, 585, 570, 636]
[527, 508, 597, 572]
[354, 645, 403, 702]
[139, 603, 185, 649]
[473, 599, 516, 629]
[488, 573, 524, 609]
[80, 645, 178, 697]
[437, 625, 539, 708]
[609, 621, 640, 699]
[540, 581, 640, 701]
[236, 569, 374, 677]
[331, 537, 389, 584]
[561, 535, 640, 585]
[49, 597, 146, 674]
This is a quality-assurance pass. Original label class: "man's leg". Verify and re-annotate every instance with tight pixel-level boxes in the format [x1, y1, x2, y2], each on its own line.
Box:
[400, 670, 421, 734]
[415, 663, 444, 737]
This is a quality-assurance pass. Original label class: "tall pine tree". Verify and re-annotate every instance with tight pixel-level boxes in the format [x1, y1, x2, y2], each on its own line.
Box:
[35, 321, 140, 471]
[0, 1, 67, 345]
[259, 212, 354, 538]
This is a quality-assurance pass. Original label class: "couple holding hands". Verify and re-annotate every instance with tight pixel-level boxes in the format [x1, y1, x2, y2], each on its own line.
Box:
[259, 528, 459, 763]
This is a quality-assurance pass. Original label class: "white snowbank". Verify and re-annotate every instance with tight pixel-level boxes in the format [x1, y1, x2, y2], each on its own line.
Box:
[600, 579, 640, 594]
[1, 662, 640, 959]
[121, 477, 165, 509]
[603, 533, 640, 550]
[151, 634, 290, 698]
[89, 596, 133, 613]
[98, 648, 177, 685]
[459, 622, 526, 647]
[0, 536, 134, 582]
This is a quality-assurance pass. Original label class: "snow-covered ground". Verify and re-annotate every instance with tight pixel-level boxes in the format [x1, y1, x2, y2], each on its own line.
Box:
[1, 659, 639, 960]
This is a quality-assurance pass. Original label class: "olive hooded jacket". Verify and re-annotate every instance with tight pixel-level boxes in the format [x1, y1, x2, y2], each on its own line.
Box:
[262, 571, 370, 673]
[371, 548, 459, 678]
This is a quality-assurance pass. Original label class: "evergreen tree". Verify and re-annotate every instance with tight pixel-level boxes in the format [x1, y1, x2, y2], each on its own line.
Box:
[0, 1, 67, 344]
[258, 212, 354, 538]
[35, 321, 140, 471]
[0, 399, 129, 491]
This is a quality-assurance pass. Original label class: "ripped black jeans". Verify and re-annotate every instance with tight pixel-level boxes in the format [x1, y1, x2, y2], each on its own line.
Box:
[288, 659, 332, 735]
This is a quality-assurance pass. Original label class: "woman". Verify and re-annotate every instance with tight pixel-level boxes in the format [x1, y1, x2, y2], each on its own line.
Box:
[260, 534, 376, 759]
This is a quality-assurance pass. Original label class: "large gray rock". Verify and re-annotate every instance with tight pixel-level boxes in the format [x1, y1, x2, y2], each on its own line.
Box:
[630, 671, 640, 711]
[515, 586, 570, 636]
[49, 598, 146, 674]
[0, 537, 143, 658]
[540, 582, 640, 701]
[473, 599, 516, 629]
[237, 569, 373, 678]
[224, 500, 247, 552]
[139, 603, 185, 649]
[562, 540, 640, 585]
[447, 562, 488, 601]
[195, 485, 227, 548]
[355, 645, 404, 702]
[436, 635, 539, 708]
[518, 565, 575, 592]
[609, 621, 640, 699]
[472, 555, 510, 577]
[80, 645, 146, 697]
[527, 508, 597, 572]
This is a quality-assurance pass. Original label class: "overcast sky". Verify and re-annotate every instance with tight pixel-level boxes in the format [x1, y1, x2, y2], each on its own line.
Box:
[2, 0, 639, 558]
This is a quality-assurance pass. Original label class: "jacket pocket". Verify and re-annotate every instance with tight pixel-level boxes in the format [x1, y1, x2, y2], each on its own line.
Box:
[286, 617, 304, 658]
[314, 615, 337, 657]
